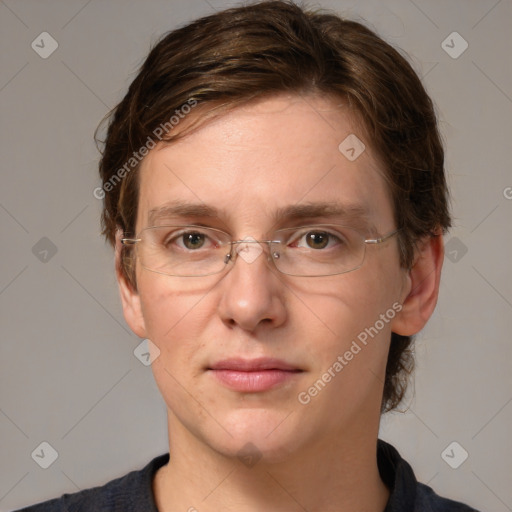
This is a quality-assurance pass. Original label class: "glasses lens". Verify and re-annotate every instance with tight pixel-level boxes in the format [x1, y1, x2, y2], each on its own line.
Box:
[135, 224, 367, 278]
[271, 225, 365, 276]
[138, 226, 231, 276]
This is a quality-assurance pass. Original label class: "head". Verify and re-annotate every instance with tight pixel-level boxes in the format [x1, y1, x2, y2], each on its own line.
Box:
[96, 1, 449, 459]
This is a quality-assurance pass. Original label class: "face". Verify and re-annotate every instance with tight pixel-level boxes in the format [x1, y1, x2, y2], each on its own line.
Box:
[119, 94, 413, 463]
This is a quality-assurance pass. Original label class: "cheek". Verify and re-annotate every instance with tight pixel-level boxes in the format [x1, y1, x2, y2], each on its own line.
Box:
[136, 274, 213, 358]
[302, 269, 400, 332]
[294, 260, 404, 366]
[136, 276, 217, 414]
[289, 277, 399, 431]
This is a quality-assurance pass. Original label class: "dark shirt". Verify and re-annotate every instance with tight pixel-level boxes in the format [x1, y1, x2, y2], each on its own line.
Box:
[16, 440, 479, 511]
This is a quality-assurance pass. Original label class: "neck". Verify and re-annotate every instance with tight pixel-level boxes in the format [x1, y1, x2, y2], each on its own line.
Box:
[153, 414, 389, 512]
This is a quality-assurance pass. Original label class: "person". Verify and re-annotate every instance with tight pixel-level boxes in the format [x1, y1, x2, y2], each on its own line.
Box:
[18, 1, 480, 510]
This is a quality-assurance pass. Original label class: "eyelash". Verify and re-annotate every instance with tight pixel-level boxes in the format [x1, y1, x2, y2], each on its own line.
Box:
[288, 230, 343, 249]
[163, 228, 346, 251]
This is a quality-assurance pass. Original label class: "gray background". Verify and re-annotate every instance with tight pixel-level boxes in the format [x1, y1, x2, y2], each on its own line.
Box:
[1, 0, 511, 510]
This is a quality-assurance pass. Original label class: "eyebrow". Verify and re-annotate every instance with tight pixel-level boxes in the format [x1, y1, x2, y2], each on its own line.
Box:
[274, 202, 372, 227]
[148, 201, 221, 225]
[147, 200, 375, 231]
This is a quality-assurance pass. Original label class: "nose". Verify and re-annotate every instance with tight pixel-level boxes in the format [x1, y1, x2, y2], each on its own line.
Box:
[216, 240, 287, 332]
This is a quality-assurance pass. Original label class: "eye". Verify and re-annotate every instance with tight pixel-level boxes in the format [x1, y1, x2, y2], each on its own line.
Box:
[293, 229, 342, 250]
[181, 232, 206, 250]
[163, 230, 217, 251]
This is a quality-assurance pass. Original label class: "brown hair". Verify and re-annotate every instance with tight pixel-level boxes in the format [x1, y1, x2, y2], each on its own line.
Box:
[96, 0, 450, 412]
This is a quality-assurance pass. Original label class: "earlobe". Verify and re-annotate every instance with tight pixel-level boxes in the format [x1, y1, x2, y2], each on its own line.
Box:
[391, 233, 444, 336]
[115, 230, 147, 339]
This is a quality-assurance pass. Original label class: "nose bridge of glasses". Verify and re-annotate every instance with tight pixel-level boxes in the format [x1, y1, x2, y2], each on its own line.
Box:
[230, 236, 272, 265]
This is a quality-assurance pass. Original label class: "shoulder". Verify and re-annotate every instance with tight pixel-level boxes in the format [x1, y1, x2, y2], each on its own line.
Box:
[415, 483, 480, 512]
[378, 440, 480, 512]
[14, 454, 169, 512]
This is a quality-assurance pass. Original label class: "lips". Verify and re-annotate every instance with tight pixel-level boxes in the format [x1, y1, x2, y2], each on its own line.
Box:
[209, 358, 299, 372]
[208, 358, 303, 392]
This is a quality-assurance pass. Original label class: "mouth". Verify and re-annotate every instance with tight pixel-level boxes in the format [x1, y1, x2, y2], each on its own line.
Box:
[207, 358, 304, 393]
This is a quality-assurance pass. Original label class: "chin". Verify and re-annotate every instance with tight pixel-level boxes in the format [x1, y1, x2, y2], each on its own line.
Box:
[208, 407, 309, 465]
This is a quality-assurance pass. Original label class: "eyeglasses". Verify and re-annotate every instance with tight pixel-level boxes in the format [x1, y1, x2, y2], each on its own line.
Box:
[121, 224, 399, 278]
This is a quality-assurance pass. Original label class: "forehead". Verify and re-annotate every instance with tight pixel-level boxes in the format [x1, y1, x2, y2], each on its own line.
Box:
[136, 94, 394, 232]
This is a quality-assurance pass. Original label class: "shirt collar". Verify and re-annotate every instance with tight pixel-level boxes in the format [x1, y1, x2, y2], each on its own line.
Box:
[378, 439, 417, 511]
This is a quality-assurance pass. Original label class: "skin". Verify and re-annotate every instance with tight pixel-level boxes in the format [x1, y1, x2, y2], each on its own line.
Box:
[116, 94, 444, 511]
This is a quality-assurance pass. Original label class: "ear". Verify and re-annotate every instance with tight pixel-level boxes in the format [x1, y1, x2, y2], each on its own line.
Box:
[391, 233, 444, 336]
[115, 229, 147, 338]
